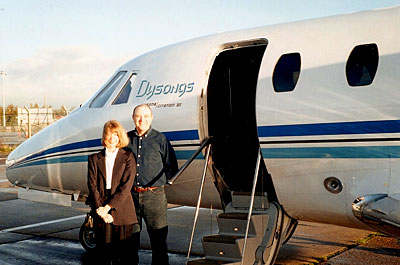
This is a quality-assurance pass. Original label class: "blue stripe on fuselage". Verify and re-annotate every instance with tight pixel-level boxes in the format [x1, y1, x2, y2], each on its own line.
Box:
[19, 155, 90, 168]
[23, 130, 199, 162]
[11, 150, 204, 169]
[163, 129, 199, 141]
[258, 120, 400, 137]
[13, 145, 400, 169]
[261, 146, 400, 159]
[11, 120, 400, 169]
[11, 129, 200, 169]
[25, 139, 102, 162]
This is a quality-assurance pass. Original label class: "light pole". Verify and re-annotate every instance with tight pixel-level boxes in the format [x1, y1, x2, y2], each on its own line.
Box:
[0, 71, 7, 128]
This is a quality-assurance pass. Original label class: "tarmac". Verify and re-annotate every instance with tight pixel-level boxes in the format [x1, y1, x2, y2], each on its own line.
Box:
[1, 153, 400, 264]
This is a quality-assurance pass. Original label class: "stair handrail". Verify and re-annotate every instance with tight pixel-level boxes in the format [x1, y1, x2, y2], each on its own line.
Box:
[241, 148, 262, 265]
[168, 136, 213, 185]
[186, 143, 212, 264]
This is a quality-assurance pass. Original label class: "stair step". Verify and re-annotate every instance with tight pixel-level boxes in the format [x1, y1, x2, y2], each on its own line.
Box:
[218, 213, 248, 220]
[217, 213, 257, 236]
[231, 191, 269, 209]
[202, 235, 243, 261]
[203, 235, 243, 244]
[187, 258, 239, 265]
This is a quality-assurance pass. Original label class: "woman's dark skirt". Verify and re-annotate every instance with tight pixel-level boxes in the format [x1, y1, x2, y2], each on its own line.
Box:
[94, 218, 134, 244]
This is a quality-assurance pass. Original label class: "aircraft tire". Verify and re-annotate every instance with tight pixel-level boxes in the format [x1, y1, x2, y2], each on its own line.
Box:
[79, 224, 97, 253]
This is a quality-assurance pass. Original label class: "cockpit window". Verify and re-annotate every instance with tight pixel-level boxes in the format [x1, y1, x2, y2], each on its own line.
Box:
[112, 73, 137, 105]
[273, 53, 301, 92]
[89, 71, 127, 108]
[346, 43, 379, 87]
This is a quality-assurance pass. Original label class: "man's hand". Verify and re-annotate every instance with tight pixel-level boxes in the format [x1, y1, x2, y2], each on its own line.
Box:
[96, 204, 111, 218]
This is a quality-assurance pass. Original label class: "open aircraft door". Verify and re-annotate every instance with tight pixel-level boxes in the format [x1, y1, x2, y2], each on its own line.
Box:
[186, 40, 298, 265]
[205, 40, 277, 207]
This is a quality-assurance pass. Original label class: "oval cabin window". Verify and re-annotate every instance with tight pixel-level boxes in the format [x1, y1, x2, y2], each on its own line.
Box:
[273, 53, 301, 93]
[346, 43, 379, 87]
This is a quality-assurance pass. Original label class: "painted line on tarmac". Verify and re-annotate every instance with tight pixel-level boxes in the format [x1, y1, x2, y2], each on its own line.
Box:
[0, 214, 86, 234]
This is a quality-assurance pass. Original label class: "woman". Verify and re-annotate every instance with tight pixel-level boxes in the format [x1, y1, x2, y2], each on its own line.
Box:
[87, 120, 137, 264]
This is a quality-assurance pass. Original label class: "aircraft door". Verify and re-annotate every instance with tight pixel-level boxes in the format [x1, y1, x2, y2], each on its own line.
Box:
[206, 42, 274, 206]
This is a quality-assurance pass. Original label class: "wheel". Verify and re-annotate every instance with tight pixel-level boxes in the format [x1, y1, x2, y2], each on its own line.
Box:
[79, 224, 96, 253]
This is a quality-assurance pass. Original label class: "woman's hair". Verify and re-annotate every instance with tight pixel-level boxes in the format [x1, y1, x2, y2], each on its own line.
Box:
[101, 120, 129, 148]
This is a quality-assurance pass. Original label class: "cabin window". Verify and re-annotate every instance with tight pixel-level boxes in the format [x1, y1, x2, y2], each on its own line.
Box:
[112, 73, 136, 105]
[89, 71, 127, 108]
[346, 43, 378, 87]
[273, 53, 301, 92]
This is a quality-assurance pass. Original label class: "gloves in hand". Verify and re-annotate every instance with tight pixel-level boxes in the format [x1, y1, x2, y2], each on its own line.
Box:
[96, 204, 111, 219]
[103, 213, 114, 223]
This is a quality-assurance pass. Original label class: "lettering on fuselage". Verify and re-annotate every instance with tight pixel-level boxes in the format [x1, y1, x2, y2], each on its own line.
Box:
[147, 102, 182, 108]
[136, 80, 194, 99]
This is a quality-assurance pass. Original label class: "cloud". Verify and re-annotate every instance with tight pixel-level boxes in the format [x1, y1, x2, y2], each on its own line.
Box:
[4, 45, 127, 108]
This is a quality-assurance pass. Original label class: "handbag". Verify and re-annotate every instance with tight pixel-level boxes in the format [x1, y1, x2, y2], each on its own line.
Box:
[83, 212, 94, 228]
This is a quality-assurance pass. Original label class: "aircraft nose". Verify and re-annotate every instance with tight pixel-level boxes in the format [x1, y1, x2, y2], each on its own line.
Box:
[5, 157, 15, 168]
[5, 148, 22, 185]
[5, 147, 21, 169]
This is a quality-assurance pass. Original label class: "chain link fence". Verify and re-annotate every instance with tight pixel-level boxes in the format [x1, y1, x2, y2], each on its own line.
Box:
[0, 113, 67, 152]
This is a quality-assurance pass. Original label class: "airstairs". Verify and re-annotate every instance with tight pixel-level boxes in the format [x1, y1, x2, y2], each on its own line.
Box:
[187, 192, 284, 265]
[169, 137, 287, 265]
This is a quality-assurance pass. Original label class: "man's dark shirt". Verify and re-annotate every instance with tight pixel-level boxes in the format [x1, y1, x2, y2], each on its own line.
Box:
[126, 128, 178, 188]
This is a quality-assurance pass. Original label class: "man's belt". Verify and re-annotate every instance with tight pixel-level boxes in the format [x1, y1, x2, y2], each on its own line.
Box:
[133, 186, 158, 192]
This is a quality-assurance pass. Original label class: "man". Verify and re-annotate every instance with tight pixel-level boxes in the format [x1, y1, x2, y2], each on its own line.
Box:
[126, 104, 178, 265]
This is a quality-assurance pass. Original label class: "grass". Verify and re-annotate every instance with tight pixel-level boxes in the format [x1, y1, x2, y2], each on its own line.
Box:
[307, 233, 381, 264]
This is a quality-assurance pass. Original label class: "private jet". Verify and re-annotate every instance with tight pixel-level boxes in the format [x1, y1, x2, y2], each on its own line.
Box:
[6, 6, 400, 264]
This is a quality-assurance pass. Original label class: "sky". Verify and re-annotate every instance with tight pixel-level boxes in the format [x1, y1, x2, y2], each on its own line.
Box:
[1, 0, 400, 109]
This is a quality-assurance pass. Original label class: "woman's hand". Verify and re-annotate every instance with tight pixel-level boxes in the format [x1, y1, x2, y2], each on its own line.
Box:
[96, 204, 111, 218]
[103, 213, 114, 223]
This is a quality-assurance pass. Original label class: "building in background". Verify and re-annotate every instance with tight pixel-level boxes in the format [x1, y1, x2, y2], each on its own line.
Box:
[0, 107, 61, 147]
[17, 107, 53, 127]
